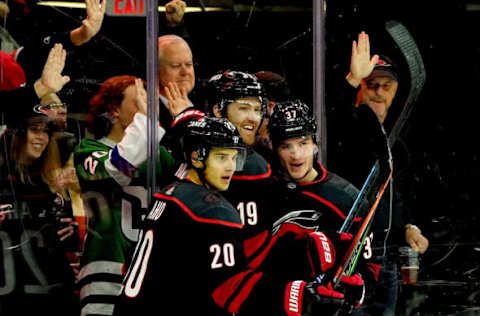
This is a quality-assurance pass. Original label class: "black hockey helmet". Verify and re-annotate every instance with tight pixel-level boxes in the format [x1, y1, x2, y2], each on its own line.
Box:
[268, 99, 317, 148]
[206, 70, 267, 117]
[181, 116, 247, 171]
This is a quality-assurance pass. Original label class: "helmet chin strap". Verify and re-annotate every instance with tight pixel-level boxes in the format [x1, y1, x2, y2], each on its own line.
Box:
[192, 150, 214, 191]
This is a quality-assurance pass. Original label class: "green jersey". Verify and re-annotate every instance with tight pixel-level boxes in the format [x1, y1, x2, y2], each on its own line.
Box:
[74, 136, 175, 315]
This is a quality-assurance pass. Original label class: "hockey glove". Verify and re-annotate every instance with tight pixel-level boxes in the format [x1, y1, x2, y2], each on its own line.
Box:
[284, 280, 345, 316]
[305, 231, 336, 279]
[317, 231, 354, 272]
[337, 274, 365, 315]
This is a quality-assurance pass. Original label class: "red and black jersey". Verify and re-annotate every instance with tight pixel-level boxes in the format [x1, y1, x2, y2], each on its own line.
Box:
[113, 179, 289, 316]
[264, 162, 379, 283]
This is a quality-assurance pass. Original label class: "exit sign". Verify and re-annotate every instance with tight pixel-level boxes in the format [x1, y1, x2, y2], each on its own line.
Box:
[106, 0, 145, 16]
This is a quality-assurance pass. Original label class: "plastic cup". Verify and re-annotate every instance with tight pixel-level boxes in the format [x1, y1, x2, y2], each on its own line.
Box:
[398, 246, 419, 285]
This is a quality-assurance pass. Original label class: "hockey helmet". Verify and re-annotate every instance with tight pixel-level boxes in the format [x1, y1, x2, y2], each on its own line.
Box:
[206, 70, 267, 116]
[181, 116, 247, 171]
[268, 99, 317, 147]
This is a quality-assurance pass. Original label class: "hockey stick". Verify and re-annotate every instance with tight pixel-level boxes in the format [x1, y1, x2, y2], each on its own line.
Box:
[331, 20, 427, 286]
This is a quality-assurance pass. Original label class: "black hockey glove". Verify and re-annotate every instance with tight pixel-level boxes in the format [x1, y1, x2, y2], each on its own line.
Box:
[284, 280, 345, 316]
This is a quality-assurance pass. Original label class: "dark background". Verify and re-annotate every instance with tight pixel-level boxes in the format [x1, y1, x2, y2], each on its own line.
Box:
[3, 0, 480, 314]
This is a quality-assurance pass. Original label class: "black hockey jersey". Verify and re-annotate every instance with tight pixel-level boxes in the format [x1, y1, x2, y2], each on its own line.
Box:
[113, 179, 290, 316]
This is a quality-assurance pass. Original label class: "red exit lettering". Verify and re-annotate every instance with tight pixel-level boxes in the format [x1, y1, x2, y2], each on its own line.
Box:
[114, 0, 144, 15]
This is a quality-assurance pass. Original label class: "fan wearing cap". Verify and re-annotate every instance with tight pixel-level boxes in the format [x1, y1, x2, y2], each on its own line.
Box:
[0, 95, 80, 315]
[328, 31, 429, 316]
[347, 52, 398, 124]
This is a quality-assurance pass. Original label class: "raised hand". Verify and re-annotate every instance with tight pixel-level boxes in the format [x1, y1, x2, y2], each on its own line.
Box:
[37, 44, 70, 97]
[164, 81, 191, 117]
[346, 31, 379, 88]
[165, 0, 186, 27]
[135, 78, 147, 116]
[82, 0, 107, 41]
[70, 0, 106, 46]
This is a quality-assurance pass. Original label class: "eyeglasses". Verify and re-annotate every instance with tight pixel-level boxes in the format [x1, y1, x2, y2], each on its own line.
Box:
[45, 103, 68, 110]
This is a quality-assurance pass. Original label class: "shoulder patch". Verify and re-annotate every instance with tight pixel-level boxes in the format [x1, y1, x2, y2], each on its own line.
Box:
[204, 192, 221, 204]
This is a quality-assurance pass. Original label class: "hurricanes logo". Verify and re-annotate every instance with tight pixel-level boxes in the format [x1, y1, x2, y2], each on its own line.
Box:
[271, 210, 322, 236]
[376, 59, 392, 67]
[33, 104, 50, 115]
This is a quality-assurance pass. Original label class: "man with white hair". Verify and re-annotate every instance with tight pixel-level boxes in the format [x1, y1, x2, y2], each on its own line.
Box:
[157, 34, 196, 131]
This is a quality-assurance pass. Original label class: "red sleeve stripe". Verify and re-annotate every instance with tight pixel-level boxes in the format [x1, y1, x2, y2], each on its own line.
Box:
[246, 235, 277, 270]
[232, 164, 272, 180]
[153, 193, 243, 228]
[226, 272, 263, 314]
[243, 230, 269, 258]
[212, 271, 249, 310]
[212, 271, 263, 314]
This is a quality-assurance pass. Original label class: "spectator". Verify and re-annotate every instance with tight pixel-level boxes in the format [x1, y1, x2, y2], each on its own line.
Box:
[0, 84, 79, 316]
[157, 34, 195, 132]
[328, 31, 429, 316]
[73, 75, 175, 316]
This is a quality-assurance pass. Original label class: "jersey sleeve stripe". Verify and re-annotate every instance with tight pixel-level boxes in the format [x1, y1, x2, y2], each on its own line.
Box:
[153, 193, 243, 228]
[212, 270, 263, 314]
[226, 271, 263, 314]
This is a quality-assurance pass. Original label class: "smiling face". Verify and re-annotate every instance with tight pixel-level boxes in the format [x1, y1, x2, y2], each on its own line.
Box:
[25, 122, 50, 160]
[219, 97, 263, 147]
[276, 136, 318, 183]
[358, 76, 398, 122]
[203, 147, 238, 191]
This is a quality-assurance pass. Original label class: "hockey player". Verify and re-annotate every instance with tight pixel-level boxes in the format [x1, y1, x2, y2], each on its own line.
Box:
[265, 99, 382, 314]
[73, 76, 176, 315]
[113, 116, 356, 316]
[162, 72, 367, 312]
[166, 71, 286, 274]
